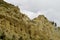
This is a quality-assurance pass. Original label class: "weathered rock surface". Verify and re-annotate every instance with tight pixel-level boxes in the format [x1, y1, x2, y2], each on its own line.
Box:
[0, 0, 60, 40]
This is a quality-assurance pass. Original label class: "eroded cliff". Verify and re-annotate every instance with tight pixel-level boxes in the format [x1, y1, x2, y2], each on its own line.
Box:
[0, 0, 60, 40]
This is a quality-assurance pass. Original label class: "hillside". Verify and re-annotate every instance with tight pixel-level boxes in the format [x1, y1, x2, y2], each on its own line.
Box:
[0, 0, 60, 40]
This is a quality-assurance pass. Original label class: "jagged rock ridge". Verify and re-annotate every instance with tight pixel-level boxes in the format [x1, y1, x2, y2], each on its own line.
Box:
[0, 0, 60, 40]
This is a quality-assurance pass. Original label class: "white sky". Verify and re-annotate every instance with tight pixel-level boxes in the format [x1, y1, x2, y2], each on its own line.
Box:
[4, 0, 60, 26]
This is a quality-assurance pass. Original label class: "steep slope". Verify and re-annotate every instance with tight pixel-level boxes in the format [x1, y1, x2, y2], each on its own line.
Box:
[0, 0, 30, 40]
[32, 15, 60, 40]
[0, 0, 60, 40]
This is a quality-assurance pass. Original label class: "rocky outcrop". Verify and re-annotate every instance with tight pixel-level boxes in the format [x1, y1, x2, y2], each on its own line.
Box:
[0, 0, 60, 40]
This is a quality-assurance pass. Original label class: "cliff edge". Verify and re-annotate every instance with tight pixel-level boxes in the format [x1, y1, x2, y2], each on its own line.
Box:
[0, 0, 60, 40]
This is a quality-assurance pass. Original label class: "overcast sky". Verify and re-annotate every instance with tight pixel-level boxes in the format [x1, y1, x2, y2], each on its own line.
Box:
[4, 0, 60, 26]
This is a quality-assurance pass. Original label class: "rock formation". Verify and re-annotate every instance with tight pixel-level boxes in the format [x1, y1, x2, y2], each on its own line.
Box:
[0, 0, 60, 40]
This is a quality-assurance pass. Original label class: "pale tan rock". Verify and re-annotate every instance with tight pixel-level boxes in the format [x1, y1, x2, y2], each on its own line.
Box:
[0, 0, 60, 40]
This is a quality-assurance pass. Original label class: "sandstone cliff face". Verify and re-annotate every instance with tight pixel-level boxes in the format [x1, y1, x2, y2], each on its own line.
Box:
[0, 0, 60, 40]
